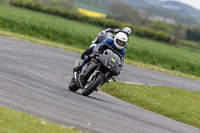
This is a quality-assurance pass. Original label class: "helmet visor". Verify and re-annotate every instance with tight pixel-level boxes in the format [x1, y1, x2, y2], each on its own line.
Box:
[116, 39, 126, 46]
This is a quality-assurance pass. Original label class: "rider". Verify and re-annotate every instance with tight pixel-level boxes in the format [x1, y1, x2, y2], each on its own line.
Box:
[81, 27, 132, 59]
[92, 27, 132, 45]
[74, 31, 130, 72]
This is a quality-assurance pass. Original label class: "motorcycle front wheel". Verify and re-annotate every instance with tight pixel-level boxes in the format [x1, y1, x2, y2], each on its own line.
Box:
[82, 74, 104, 96]
[69, 78, 79, 92]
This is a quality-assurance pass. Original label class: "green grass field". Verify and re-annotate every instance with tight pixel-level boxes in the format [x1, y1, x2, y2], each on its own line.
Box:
[0, 106, 84, 133]
[101, 82, 200, 128]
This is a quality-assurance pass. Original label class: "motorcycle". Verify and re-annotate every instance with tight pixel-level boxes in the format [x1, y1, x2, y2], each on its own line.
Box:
[68, 44, 122, 96]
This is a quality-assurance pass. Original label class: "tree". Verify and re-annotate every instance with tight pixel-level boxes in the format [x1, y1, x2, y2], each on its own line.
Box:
[146, 20, 173, 34]
[173, 24, 186, 40]
[107, 1, 142, 27]
[186, 27, 200, 42]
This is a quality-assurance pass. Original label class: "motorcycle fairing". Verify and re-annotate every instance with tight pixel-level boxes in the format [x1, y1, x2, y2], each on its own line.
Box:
[98, 49, 121, 76]
[79, 61, 99, 87]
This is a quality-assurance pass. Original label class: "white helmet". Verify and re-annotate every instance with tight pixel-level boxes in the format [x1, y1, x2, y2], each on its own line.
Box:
[114, 32, 128, 49]
[122, 27, 132, 35]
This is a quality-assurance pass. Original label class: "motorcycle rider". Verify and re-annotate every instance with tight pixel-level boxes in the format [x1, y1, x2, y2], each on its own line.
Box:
[92, 27, 132, 45]
[81, 27, 132, 59]
[74, 31, 129, 72]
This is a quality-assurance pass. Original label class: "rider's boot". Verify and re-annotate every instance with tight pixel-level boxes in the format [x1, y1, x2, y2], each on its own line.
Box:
[73, 61, 86, 72]
[73, 55, 91, 72]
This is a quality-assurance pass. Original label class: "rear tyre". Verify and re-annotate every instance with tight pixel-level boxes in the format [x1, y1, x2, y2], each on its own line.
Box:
[69, 79, 79, 92]
[82, 74, 104, 96]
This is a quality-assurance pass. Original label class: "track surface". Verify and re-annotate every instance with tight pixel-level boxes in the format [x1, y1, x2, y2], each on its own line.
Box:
[0, 36, 200, 133]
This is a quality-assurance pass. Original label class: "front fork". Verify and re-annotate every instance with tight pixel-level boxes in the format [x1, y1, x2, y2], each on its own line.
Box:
[88, 70, 100, 83]
[74, 71, 78, 80]
[103, 71, 116, 84]
[96, 71, 114, 89]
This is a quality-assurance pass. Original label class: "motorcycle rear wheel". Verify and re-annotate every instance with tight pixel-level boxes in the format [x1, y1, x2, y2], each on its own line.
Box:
[82, 74, 104, 96]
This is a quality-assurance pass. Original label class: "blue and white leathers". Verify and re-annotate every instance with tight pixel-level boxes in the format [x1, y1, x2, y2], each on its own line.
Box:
[93, 37, 126, 70]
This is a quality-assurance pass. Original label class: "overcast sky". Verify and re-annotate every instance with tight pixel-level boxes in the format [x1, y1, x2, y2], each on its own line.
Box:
[169, 0, 200, 10]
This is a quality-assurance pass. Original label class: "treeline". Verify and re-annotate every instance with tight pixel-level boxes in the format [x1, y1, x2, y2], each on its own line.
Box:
[10, 0, 172, 43]
[186, 28, 200, 42]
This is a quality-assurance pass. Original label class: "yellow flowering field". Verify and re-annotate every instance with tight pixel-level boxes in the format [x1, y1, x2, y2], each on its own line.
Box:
[77, 8, 106, 18]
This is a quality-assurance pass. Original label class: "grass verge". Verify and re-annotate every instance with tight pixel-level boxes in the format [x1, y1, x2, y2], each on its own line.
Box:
[100, 82, 200, 128]
[0, 106, 83, 133]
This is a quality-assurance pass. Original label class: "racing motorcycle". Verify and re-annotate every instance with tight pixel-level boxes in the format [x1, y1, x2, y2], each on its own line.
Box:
[68, 44, 122, 96]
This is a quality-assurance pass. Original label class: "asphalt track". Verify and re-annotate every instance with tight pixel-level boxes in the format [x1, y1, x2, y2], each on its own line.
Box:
[0, 35, 200, 133]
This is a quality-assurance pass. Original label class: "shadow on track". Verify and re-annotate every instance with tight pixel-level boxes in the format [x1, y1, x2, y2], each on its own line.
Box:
[68, 90, 115, 104]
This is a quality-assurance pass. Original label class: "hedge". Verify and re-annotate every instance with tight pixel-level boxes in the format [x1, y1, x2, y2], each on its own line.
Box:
[135, 27, 171, 43]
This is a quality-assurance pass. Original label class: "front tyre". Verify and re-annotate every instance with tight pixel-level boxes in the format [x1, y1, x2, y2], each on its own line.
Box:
[68, 78, 79, 92]
[82, 74, 104, 96]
